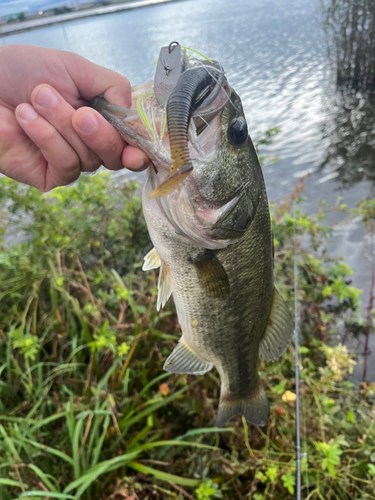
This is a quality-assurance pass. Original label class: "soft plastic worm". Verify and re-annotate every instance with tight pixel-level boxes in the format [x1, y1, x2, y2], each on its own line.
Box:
[166, 66, 218, 173]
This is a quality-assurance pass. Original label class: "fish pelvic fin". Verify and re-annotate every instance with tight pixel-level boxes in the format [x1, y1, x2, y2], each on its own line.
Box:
[216, 381, 270, 428]
[143, 247, 161, 271]
[157, 261, 173, 311]
[163, 338, 213, 375]
[259, 287, 293, 362]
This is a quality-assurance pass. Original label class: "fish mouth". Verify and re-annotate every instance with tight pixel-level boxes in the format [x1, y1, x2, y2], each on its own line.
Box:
[91, 52, 230, 189]
[149, 60, 230, 199]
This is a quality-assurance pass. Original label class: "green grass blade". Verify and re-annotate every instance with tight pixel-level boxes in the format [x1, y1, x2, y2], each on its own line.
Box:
[134, 439, 218, 453]
[127, 461, 200, 486]
[27, 464, 58, 492]
[91, 414, 111, 469]
[63, 451, 141, 496]
[157, 427, 231, 459]
[0, 478, 26, 487]
[22, 437, 75, 466]
[127, 418, 153, 451]
[19, 493, 75, 499]
[72, 415, 85, 479]
[121, 383, 193, 429]
[139, 372, 170, 397]
[0, 424, 21, 461]
[29, 412, 66, 433]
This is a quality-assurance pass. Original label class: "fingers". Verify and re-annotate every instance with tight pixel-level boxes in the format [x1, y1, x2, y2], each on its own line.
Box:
[0, 104, 48, 190]
[73, 108, 150, 172]
[60, 51, 132, 107]
[32, 84, 149, 173]
[31, 85, 102, 173]
[59, 51, 151, 170]
[122, 145, 150, 172]
[16, 103, 83, 189]
[72, 107, 127, 171]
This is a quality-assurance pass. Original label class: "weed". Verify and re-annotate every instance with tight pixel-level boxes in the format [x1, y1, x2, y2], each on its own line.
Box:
[0, 173, 374, 499]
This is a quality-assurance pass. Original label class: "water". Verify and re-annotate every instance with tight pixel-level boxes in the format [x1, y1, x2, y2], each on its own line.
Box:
[2, 0, 375, 378]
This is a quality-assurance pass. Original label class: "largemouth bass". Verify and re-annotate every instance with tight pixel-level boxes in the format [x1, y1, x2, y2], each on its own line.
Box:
[92, 44, 293, 427]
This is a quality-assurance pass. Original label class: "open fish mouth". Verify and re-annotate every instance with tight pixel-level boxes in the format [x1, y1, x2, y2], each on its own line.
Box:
[91, 45, 230, 197]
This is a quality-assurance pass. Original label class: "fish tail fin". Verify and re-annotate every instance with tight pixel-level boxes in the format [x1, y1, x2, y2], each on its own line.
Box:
[215, 381, 270, 428]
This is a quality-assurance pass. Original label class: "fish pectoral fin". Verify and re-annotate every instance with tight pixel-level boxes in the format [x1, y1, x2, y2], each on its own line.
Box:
[216, 380, 270, 428]
[163, 339, 213, 375]
[192, 251, 230, 299]
[143, 247, 161, 271]
[260, 287, 293, 362]
[157, 261, 173, 311]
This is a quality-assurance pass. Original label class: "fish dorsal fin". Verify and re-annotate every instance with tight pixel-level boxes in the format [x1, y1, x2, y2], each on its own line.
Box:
[193, 251, 230, 299]
[260, 288, 293, 362]
[142, 247, 161, 271]
[157, 261, 172, 311]
[163, 338, 213, 375]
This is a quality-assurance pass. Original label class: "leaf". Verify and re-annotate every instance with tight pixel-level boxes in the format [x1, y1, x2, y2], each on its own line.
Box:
[347, 411, 356, 423]
[272, 380, 287, 394]
[255, 471, 267, 483]
[281, 472, 296, 495]
[265, 466, 278, 482]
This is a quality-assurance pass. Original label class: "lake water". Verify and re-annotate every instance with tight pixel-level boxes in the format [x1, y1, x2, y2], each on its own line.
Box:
[2, 0, 375, 379]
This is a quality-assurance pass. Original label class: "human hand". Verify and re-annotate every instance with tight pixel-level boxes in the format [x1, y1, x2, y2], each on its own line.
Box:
[0, 45, 150, 191]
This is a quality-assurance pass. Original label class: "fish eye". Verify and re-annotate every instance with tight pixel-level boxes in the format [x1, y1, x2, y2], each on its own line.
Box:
[229, 117, 248, 145]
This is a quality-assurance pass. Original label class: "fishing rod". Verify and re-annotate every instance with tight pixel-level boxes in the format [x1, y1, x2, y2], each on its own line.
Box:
[294, 246, 301, 500]
[293, 201, 311, 500]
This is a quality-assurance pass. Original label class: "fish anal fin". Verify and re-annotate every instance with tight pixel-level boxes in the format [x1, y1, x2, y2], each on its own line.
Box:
[260, 287, 293, 362]
[193, 251, 230, 299]
[163, 339, 213, 375]
[143, 247, 161, 271]
[157, 262, 172, 311]
[216, 381, 270, 428]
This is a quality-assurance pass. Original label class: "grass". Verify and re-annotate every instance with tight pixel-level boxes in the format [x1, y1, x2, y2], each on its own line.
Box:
[0, 172, 374, 500]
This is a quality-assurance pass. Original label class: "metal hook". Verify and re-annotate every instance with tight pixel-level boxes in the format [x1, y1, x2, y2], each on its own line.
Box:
[168, 41, 179, 53]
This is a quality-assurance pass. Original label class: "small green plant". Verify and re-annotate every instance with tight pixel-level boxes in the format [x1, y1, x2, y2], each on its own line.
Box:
[314, 440, 343, 479]
[195, 480, 222, 500]
[281, 471, 296, 495]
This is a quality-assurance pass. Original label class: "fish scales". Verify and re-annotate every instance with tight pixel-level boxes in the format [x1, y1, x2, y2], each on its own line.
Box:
[143, 152, 273, 395]
[92, 44, 293, 427]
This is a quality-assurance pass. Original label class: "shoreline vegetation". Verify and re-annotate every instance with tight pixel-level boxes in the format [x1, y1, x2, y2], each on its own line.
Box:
[0, 0, 177, 36]
[0, 162, 374, 498]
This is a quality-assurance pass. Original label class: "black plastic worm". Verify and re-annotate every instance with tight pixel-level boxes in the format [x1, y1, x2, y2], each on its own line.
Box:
[166, 65, 221, 173]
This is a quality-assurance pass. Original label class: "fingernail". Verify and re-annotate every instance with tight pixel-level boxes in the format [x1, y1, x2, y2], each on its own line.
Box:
[35, 87, 58, 108]
[77, 112, 99, 134]
[18, 104, 38, 122]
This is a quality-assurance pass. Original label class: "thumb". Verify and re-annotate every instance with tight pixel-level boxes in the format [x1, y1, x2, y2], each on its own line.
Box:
[59, 50, 132, 108]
